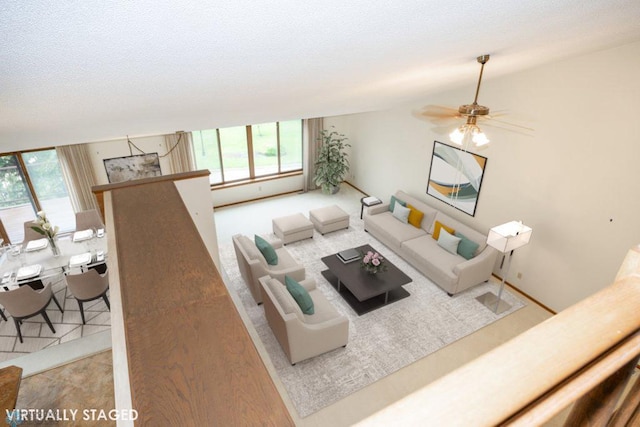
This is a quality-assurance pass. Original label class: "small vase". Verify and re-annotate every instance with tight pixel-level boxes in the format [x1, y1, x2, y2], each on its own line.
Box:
[48, 237, 60, 257]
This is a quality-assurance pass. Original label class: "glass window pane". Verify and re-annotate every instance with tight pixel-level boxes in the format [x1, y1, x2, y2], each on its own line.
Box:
[219, 126, 250, 181]
[192, 130, 222, 184]
[0, 154, 35, 243]
[279, 120, 303, 172]
[21, 150, 75, 234]
[252, 122, 279, 177]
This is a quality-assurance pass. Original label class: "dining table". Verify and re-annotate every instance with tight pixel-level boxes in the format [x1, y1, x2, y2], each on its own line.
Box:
[0, 229, 108, 292]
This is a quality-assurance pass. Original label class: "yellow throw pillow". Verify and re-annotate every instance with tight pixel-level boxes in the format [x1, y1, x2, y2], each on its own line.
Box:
[432, 220, 455, 240]
[406, 204, 424, 228]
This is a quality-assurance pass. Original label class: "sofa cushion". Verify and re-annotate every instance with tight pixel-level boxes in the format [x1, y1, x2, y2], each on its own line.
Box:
[267, 278, 296, 315]
[392, 203, 410, 223]
[303, 289, 343, 324]
[406, 204, 424, 228]
[273, 246, 301, 270]
[285, 275, 314, 314]
[255, 235, 278, 265]
[389, 195, 407, 212]
[369, 212, 426, 244]
[437, 229, 461, 255]
[432, 221, 455, 240]
[455, 231, 480, 260]
[401, 235, 459, 286]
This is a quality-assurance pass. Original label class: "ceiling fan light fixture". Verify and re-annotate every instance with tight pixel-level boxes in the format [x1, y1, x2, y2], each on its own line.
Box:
[449, 124, 490, 148]
[449, 127, 465, 145]
[472, 128, 490, 147]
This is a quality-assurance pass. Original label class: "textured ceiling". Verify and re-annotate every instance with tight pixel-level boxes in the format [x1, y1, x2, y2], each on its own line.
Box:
[2, 0, 640, 150]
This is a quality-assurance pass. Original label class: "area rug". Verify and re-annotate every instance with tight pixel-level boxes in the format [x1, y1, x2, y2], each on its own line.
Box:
[218, 213, 526, 418]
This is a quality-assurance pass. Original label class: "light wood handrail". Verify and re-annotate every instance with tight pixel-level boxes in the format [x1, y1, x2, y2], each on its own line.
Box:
[104, 175, 293, 426]
[358, 245, 640, 426]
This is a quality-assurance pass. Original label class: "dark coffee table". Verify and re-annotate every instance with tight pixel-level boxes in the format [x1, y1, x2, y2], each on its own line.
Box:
[321, 244, 411, 315]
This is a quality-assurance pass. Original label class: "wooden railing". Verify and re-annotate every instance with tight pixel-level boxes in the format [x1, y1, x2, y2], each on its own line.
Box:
[98, 173, 293, 426]
[358, 245, 640, 426]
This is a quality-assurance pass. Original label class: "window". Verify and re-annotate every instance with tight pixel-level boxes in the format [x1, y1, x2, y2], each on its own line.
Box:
[192, 120, 302, 185]
[0, 149, 74, 243]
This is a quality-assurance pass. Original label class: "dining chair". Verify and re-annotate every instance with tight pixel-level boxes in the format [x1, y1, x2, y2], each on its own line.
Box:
[65, 269, 110, 324]
[0, 282, 64, 343]
[74, 209, 104, 231]
[21, 220, 43, 245]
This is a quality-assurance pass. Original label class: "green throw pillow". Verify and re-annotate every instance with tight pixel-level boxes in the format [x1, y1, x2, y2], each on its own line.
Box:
[389, 195, 407, 212]
[254, 235, 278, 265]
[455, 231, 480, 260]
[285, 275, 314, 315]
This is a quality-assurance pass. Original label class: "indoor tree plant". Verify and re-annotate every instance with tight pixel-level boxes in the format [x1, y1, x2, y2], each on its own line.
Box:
[314, 128, 351, 194]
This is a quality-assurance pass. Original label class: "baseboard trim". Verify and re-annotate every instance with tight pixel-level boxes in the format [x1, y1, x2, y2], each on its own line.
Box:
[492, 274, 556, 315]
[344, 181, 368, 196]
[213, 189, 303, 209]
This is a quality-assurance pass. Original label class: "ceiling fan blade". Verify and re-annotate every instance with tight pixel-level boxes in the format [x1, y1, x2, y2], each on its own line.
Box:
[484, 116, 534, 131]
[417, 105, 460, 119]
[481, 121, 535, 137]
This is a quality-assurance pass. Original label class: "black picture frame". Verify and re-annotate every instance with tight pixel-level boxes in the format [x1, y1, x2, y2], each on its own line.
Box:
[103, 153, 162, 183]
[426, 141, 488, 216]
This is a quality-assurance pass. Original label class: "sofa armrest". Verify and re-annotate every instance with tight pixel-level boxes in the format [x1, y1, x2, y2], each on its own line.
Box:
[367, 203, 389, 216]
[452, 247, 498, 293]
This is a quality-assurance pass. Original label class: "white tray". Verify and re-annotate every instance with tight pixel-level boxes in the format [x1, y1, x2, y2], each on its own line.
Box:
[25, 238, 49, 252]
[73, 229, 94, 242]
[16, 264, 42, 280]
[69, 252, 92, 267]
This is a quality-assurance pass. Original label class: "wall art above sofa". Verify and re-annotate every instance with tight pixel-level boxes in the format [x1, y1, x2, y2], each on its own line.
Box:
[426, 141, 487, 216]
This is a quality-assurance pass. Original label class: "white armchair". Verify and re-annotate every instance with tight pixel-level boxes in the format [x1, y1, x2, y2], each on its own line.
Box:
[232, 234, 305, 305]
[259, 275, 349, 365]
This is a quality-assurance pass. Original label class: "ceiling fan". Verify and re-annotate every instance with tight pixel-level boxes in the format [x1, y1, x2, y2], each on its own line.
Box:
[419, 54, 531, 149]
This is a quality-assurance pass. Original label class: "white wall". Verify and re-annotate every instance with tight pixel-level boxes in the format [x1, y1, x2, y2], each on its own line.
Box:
[211, 175, 303, 208]
[326, 40, 640, 312]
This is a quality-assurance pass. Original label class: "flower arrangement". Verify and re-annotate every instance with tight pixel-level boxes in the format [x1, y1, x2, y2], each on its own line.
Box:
[31, 211, 60, 255]
[360, 250, 387, 275]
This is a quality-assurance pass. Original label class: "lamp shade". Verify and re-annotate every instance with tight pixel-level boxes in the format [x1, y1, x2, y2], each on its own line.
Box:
[486, 220, 532, 253]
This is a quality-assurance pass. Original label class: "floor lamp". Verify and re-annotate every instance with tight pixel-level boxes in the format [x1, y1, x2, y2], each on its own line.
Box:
[476, 220, 532, 314]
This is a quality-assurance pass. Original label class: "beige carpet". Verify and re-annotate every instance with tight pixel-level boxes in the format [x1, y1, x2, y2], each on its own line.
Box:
[219, 213, 525, 418]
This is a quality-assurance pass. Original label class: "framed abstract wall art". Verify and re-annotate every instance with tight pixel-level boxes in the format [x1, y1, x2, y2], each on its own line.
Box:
[426, 141, 487, 216]
[103, 153, 162, 183]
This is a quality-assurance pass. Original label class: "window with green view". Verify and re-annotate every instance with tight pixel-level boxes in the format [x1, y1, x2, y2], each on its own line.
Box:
[192, 120, 302, 185]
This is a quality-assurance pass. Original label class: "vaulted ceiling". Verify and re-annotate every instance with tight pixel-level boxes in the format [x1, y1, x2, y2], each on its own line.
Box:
[2, 0, 640, 151]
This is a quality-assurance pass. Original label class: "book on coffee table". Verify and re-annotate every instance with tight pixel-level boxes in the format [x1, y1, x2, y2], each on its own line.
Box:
[337, 248, 361, 264]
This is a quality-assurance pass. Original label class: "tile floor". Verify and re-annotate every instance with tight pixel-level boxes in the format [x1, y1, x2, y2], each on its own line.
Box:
[0, 274, 111, 363]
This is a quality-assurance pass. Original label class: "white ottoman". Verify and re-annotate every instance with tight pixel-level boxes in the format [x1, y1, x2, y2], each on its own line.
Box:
[272, 213, 314, 244]
[309, 205, 350, 235]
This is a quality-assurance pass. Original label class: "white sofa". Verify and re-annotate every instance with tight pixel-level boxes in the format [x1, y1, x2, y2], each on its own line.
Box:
[364, 190, 497, 295]
[232, 234, 306, 305]
[259, 275, 349, 365]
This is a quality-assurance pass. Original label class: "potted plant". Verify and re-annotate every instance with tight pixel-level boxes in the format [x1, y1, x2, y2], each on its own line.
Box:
[314, 128, 351, 194]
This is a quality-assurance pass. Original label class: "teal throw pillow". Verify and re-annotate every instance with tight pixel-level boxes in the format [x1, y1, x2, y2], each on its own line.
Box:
[254, 235, 278, 265]
[285, 275, 314, 315]
[455, 231, 480, 260]
[437, 229, 462, 255]
[389, 195, 407, 212]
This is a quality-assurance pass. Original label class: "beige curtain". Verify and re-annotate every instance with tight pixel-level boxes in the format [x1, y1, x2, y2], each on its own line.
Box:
[56, 144, 99, 212]
[164, 132, 195, 174]
[303, 118, 323, 192]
